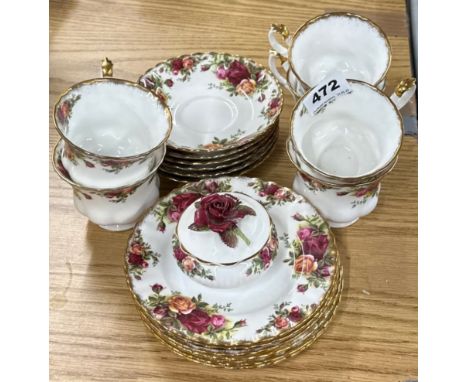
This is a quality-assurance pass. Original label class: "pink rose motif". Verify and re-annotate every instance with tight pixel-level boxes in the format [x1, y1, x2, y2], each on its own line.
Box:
[57, 101, 71, 123]
[267, 97, 281, 117]
[259, 247, 272, 266]
[182, 57, 194, 70]
[297, 284, 308, 293]
[274, 316, 288, 329]
[84, 160, 95, 168]
[168, 192, 201, 222]
[297, 227, 314, 241]
[210, 314, 225, 329]
[238, 319, 247, 327]
[216, 67, 228, 80]
[151, 284, 164, 293]
[128, 252, 145, 267]
[236, 78, 256, 95]
[171, 58, 184, 74]
[273, 188, 288, 200]
[153, 306, 168, 319]
[173, 247, 187, 262]
[178, 308, 211, 334]
[320, 266, 331, 277]
[288, 306, 302, 322]
[225, 60, 251, 86]
[164, 79, 174, 87]
[182, 256, 196, 272]
[259, 183, 280, 196]
[201, 64, 211, 71]
[203, 180, 219, 193]
[302, 234, 329, 260]
[294, 254, 318, 274]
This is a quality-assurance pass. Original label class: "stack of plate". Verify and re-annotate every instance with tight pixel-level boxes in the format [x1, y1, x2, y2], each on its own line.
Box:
[125, 176, 343, 368]
[138, 52, 283, 182]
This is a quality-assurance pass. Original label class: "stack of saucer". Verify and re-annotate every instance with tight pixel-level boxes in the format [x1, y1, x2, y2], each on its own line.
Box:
[125, 176, 343, 368]
[138, 52, 283, 182]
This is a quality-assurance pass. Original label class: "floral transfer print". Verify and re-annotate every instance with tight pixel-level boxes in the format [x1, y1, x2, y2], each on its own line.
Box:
[300, 173, 331, 192]
[336, 182, 380, 208]
[127, 229, 160, 280]
[144, 285, 246, 340]
[188, 193, 256, 248]
[281, 213, 334, 293]
[198, 129, 246, 150]
[153, 179, 232, 232]
[248, 179, 297, 207]
[260, 97, 282, 122]
[256, 302, 312, 335]
[245, 226, 279, 276]
[172, 236, 214, 281]
[57, 94, 81, 128]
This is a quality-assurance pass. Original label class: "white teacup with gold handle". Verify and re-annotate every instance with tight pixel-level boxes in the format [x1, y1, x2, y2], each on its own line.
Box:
[268, 12, 392, 98]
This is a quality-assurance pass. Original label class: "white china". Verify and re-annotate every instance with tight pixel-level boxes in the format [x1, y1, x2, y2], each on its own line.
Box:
[268, 12, 391, 95]
[287, 79, 416, 227]
[174, 192, 278, 288]
[139, 52, 282, 153]
[54, 58, 172, 188]
[53, 140, 161, 231]
[125, 177, 338, 344]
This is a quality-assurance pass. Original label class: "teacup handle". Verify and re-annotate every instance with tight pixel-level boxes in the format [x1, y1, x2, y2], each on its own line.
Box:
[268, 23, 290, 56]
[390, 78, 417, 110]
[101, 57, 113, 77]
[268, 49, 292, 92]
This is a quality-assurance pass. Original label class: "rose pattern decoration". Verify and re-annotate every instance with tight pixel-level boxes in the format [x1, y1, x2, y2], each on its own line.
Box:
[154, 179, 232, 232]
[188, 193, 256, 248]
[198, 129, 246, 150]
[336, 182, 380, 208]
[260, 97, 282, 121]
[245, 225, 279, 276]
[248, 179, 297, 207]
[172, 236, 215, 281]
[144, 286, 246, 340]
[281, 213, 334, 292]
[56, 94, 81, 128]
[127, 229, 160, 279]
[256, 302, 310, 335]
[300, 173, 331, 192]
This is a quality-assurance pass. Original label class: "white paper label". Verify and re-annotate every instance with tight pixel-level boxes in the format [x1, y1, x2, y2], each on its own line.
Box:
[304, 72, 353, 115]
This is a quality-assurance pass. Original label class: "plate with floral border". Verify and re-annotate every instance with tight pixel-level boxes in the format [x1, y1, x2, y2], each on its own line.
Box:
[125, 177, 339, 346]
[139, 52, 283, 153]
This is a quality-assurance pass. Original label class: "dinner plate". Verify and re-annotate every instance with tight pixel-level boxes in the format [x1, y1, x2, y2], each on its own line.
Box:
[125, 177, 339, 347]
[139, 52, 283, 153]
[135, 267, 342, 368]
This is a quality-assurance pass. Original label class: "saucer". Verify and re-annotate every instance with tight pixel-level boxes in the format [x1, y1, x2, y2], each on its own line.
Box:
[125, 177, 339, 346]
[139, 52, 283, 154]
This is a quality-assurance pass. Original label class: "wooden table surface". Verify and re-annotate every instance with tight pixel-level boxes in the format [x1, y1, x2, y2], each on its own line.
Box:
[50, 1, 417, 380]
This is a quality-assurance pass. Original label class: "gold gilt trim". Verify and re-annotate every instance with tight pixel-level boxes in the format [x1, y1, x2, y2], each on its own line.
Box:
[123, 177, 341, 349]
[287, 12, 392, 90]
[289, 79, 403, 184]
[138, 51, 284, 155]
[53, 60, 173, 161]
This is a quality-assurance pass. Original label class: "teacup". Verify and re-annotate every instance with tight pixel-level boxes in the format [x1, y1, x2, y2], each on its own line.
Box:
[287, 78, 416, 227]
[53, 139, 161, 231]
[173, 192, 278, 288]
[268, 12, 391, 96]
[54, 58, 172, 188]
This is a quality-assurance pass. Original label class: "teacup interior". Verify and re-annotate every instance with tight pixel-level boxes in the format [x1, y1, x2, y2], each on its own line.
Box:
[291, 14, 390, 87]
[293, 82, 401, 178]
[55, 81, 169, 157]
[177, 192, 270, 264]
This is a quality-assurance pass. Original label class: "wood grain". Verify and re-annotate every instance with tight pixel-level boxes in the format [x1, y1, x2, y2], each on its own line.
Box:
[50, 0, 417, 380]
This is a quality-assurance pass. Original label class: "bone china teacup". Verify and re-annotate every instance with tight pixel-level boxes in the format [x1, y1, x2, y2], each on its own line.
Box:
[288, 78, 416, 227]
[53, 139, 161, 231]
[54, 58, 172, 188]
[268, 12, 391, 97]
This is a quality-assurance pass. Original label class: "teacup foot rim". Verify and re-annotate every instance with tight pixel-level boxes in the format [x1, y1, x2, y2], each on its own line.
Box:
[327, 217, 359, 228]
[98, 222, 135, 231]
